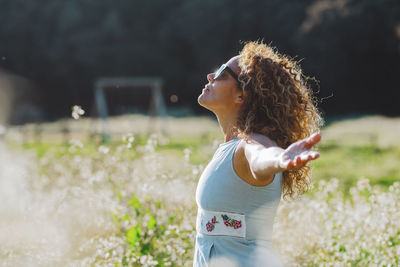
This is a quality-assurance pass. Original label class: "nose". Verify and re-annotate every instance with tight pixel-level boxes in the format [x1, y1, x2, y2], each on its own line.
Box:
[207, 73, 214, 83]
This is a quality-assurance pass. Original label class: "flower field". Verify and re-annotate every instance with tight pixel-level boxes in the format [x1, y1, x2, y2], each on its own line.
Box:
[0, 115, 399, 266]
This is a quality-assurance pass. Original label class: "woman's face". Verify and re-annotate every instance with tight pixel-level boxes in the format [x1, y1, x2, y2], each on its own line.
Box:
[198, 56, 243, 113]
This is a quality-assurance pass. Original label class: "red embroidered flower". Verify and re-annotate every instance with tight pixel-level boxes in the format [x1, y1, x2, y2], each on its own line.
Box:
[206, 216, 218, 232]
[232, 220, 242, 229]
[221, 214, 242, 229]
[206, 222, 214, 232]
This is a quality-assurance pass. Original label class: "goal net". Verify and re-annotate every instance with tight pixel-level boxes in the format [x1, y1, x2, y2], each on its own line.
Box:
[92, 77, 167, 141]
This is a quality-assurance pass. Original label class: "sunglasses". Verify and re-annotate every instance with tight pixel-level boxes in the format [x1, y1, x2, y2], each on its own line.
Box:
[214, 64, 240, 83]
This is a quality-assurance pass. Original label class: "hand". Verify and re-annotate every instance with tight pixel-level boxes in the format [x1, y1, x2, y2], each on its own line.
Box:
[279, 133, 321, 170]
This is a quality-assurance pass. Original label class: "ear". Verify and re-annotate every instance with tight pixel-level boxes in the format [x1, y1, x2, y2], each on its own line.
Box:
[234, 91, 245, 104]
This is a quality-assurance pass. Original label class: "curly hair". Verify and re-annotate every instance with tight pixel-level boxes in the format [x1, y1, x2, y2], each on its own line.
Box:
[235, 41, 323, 200]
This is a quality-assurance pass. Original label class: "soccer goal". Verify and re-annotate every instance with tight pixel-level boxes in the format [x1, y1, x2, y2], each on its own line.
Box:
[92, 77, 168, 141]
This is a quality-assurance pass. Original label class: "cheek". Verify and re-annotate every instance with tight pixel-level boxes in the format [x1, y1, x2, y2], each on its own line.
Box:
[209, 82, 237, 103]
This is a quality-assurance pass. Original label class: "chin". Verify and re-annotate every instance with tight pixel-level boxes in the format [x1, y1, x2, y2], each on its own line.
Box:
[197, 96, 211, 110]
[197, 94, 206, 106]
[198, 93, 218, 113]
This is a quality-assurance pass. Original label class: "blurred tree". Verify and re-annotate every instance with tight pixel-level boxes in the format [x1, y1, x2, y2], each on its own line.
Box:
[0, 0, 398, 121]
[296, 0, 400, 115]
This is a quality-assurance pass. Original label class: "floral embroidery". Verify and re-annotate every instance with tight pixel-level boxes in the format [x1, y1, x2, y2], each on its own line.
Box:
[221, 214, 242, 229]
[206, 216, 218, 232]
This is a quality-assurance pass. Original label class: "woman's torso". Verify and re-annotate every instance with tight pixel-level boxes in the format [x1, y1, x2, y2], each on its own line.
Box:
[194, 138, 283, 266]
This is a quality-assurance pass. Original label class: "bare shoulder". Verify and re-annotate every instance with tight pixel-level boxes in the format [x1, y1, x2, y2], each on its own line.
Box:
[235, 133, 276, 157]
[240, 133, 277, 148]
[233, 133, 278, 186]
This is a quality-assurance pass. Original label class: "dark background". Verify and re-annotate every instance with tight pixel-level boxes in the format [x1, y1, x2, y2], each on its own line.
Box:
[0, 0, 399, 123]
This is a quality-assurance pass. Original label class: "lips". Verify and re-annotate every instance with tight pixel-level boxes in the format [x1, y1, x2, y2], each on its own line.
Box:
[201, 84, 211, 94]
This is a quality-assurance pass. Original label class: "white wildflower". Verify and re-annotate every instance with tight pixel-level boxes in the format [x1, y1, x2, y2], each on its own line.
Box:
[71, 105, 85, 120]
[98, 145, 110, 154]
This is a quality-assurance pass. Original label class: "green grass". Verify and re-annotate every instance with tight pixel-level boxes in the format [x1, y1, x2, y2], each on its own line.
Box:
[8, 131, 400, 196]
[313, 140, 400, 193]
[6, 132, 219, 165]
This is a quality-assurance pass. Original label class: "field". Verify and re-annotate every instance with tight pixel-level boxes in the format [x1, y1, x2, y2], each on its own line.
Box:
[0, 115, 399, 266]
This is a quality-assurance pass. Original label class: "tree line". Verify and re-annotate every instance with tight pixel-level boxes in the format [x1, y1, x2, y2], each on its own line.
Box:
[0, 0, 399, 122]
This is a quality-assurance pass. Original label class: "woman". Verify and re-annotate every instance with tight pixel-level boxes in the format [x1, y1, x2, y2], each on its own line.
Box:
[194, 41, 323, 266]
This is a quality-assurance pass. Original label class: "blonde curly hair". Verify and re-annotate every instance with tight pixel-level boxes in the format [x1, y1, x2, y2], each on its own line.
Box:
[235, 41, 323, 200]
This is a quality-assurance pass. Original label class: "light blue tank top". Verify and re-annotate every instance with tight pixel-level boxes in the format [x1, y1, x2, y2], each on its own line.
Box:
[193, 138, 283, 267]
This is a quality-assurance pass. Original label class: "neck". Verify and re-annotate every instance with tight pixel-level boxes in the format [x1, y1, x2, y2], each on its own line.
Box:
[215, 110, 239, 142]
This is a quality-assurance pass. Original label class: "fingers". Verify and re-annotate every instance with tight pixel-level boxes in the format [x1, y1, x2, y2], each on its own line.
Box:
[304, 133, 321, 149]
[286, 152, 320, 169]
[296, 156, 301, 165]
[285, 160, 294, 169]
[297, 151, 319, 163]
[306, 151, 320, 160]
[303, 153, 320, 162]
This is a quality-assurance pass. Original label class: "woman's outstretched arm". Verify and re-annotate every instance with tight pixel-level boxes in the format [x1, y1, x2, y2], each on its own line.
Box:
[243, 133, 321, 184]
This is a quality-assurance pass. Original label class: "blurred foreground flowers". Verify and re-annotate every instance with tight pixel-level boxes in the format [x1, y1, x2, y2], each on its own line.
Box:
[274, 178, 400, 266]
[0, 134, 398, 266]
